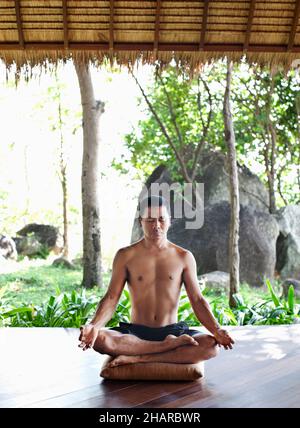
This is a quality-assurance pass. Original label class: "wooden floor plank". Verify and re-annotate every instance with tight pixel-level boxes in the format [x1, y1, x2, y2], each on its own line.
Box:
[1, 325, 300, 408]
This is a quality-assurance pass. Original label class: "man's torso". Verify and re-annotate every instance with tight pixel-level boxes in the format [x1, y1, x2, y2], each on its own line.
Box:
[122, 240, 187, 327]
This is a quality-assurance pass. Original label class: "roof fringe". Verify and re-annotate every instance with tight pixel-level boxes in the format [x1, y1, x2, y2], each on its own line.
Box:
[1, 48, 297, 83]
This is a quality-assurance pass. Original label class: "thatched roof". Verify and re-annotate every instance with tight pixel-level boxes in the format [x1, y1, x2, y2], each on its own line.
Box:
[1, 0, 300, 70]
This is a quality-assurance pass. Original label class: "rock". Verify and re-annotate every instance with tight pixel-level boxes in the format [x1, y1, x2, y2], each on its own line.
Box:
[281, 278, 300, 298]
[167, 202, 279, 287]
[130, 155, 279, 287]
[52, 257, 76, 270]
[131, 153, 270, 242]
[13, 235, 43, 257]
[275, 205, 300, 280]
[196, 151, 269, 213]
[14, 223, 63, 257]
[0, 235, 17, 260]
[198, 271, 230, 293]
[71, 257, 83, 267]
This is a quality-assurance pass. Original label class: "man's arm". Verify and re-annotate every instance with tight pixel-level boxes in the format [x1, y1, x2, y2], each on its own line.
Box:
[78, 248, 128, 350]
[182, 251, 220, 334]
[89, 248, 128, 328]
[182, 251, 234, 349]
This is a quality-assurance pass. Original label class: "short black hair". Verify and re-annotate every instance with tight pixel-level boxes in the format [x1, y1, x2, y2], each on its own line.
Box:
[138, 195, 171, 218]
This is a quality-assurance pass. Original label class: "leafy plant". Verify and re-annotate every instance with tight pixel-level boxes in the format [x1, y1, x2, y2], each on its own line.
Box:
[2, 278, 299, 328]
[1, 287, 98, 327]
[105, 289, 131, 327]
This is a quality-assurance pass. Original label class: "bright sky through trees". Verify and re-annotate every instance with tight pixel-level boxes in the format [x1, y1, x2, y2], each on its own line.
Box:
[0, 61, 152, 268]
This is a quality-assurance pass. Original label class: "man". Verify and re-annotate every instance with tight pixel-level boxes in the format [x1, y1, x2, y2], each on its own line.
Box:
[79, 195, 234, 368]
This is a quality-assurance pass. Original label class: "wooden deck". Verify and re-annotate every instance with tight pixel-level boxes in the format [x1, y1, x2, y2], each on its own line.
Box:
[0, 325, 300, 408]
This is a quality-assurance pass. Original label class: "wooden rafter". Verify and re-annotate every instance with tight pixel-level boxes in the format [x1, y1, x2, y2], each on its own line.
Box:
[2, 42, 300, 54]
[287, 0, 300, 51]
[14, 0, 24, 48]
[199, 0, 209, 50]
[62, 0, 69, 49]
[153, 0, 162, 59]
[244, 0, 256, 51]
[109, 0, 114, 51]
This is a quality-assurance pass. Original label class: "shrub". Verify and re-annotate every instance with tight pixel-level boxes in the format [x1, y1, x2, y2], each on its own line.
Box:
[1, 278, 299, 328]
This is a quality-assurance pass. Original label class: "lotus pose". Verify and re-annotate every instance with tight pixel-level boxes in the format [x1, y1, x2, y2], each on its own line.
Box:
[79, 196, 234, 368]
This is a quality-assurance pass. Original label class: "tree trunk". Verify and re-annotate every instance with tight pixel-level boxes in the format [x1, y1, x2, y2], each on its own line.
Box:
[74, 61, 104, 289]
[267, 122, 277, 213]
[56, 70, 69, 259]
[295, 92, 300, 201]
[61, 168, 69, 259]
[223, 60, 240, 308]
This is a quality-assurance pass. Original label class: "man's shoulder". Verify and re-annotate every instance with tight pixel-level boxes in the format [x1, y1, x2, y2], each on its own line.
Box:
[115, 240, 143, 258]
[168, 241, 193, 258]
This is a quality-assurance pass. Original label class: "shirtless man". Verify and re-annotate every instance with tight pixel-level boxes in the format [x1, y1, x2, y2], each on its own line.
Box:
[78, 195, 234, 368]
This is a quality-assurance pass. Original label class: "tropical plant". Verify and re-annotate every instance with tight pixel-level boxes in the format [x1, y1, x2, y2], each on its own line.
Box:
[2, 279, 299, 327]
[1, 287, 98, 327]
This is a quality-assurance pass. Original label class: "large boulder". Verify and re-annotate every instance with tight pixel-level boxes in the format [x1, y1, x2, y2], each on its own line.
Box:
[196, 151, 269, 213]
[13, 235, 43, 257]
[131, 154, 270, 242]
[275, 205, 300, 280]
[0, 235, 17, 260]
[167, 202, 279, 287]
[13, 224, 63, 257]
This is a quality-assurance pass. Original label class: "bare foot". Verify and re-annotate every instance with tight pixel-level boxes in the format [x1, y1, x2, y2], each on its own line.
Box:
[108, 355, 140, 368]
[165, 334, 199, 348]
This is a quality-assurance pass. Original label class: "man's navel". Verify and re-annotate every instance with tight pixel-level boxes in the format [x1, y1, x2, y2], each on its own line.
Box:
[137, 275, 143, 281]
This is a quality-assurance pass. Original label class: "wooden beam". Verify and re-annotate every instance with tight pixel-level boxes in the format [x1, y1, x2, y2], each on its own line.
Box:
[199, 0, 209, 50]
[153, 0, 162, 59]
[109, 0, 114, 52]
[62, 0, 69, 49]
[244, 0, 256, 51]
[287, 0, 300, 51]
[14, 0, 24, 48]
[1, 41, 300, 53]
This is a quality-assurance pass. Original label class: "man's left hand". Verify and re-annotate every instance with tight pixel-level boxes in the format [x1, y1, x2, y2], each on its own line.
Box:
[214, 328, 235, 350]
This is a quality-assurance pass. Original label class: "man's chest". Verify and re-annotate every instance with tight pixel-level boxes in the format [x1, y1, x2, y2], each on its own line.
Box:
[126, 254, 184, 285]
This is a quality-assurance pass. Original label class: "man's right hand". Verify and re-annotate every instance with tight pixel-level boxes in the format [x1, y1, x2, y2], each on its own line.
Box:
[78, 324, 99, 351]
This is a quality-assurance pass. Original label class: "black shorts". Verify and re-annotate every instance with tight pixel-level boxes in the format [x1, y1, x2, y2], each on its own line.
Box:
[108, 321, 202, 342]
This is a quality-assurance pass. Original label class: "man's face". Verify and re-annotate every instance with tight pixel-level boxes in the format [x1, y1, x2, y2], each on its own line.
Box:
[139, 205, 170, 240]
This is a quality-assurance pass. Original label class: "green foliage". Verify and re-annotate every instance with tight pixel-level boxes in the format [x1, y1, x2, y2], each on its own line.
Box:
[25, 244, 51, 260]
[0, 264, 84, 306]
[112, 64, 226, 181]
[105, 289, 132, 327]
[1, 287, 99, 327]
[114, 60, 300, 208]
[232, 64, 300, 207]
[1, 260, 299, 328]
[209, 281, 300, 327]
[179, 279, 300, 327]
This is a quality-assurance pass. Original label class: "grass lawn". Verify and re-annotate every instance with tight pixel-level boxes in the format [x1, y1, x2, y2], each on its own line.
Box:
[0, 258, 108, 306]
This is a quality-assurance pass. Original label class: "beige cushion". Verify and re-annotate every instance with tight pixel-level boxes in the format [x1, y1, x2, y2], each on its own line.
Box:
[100, 356, 204, 381]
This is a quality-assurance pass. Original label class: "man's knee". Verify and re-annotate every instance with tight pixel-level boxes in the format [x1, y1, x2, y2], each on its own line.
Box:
[194, 334, 219, 361]
[93, 330, 113, 354]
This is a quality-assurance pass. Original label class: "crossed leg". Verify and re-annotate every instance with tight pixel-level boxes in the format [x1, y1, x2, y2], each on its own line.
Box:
[107, 334, 219, 367]
[93, 329, 200, 357]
